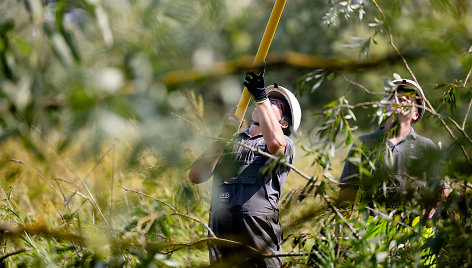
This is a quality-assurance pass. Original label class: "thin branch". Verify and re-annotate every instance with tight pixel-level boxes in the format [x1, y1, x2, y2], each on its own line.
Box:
[323, 195, 360, 240]
[365, 207, 417, 234]
[171, 112, 204, 135]
[171, 213, 215, 238]
[64, 145, 113, 229]
[341, 73, 378, 95]
[463, 98, 472, 130]
[0, 248, 33, 263]
[110, 145, 115, 227]
[371, 0, 416, 82]
[464, 66, 472, 88]
[10, 159, 62, 199]
[263, 252, 312, 258]
[118, 186, 178, 213]
[370, 0, 385, 18]
[163, 237, 259, 256]
[163, 51, 407, 87]
[462, 65, 472, 129]
[164, 236, 312, 258]
[444, 114, 472, 145]
[118, 186, 216, 237]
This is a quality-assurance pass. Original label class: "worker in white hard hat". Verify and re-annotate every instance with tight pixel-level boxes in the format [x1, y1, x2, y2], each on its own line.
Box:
[337, 78, 449, 214]
[188, 68, 301, 267]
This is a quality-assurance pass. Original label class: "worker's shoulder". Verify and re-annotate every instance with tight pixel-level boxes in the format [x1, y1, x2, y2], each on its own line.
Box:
[284, 135, 295, 145]
[357, 128, 384, 148]
[412, 132, 437, 150]
[283, 135, 296, 155]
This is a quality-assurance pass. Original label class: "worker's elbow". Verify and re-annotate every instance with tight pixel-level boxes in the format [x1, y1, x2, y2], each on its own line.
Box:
[267, 139, 286, 156]
[188, 170, 203, 184]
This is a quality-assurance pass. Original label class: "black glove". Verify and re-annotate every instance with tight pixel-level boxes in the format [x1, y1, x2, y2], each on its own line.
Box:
[243, 69, 267, 103]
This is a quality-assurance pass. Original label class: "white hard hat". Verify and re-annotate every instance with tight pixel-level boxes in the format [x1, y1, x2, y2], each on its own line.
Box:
[266, 84, 302, 132]
[386, 79, 425, 123]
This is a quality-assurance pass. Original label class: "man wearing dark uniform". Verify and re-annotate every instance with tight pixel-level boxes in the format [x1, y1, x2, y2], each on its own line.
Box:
[189, 69, 301, 267]
[337, 79, 449, 211]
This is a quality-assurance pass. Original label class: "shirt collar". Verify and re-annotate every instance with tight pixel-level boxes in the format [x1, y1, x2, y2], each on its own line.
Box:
[237, 129, 262, 139]
[375, 126, 417, 140]
[406, 128, 417, 140]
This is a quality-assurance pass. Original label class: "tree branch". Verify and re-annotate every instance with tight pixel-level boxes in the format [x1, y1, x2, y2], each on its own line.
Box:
[118, 186, 178, 213]
[163, 51, 407, 87]
[0, 248, 33, 263]
[118, 186, 215, 237]
[462, 66, 472, 129]
[341, 73, 379, 95]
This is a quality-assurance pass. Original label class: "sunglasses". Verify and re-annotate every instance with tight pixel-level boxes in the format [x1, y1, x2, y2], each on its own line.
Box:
[269, 98, 287, 113]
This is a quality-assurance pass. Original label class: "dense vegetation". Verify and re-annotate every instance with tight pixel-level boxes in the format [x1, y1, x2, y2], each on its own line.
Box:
[0, 0, 471, 266]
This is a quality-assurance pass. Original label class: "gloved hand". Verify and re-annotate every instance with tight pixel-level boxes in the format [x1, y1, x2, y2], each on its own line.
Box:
[243, 67, 267, 104]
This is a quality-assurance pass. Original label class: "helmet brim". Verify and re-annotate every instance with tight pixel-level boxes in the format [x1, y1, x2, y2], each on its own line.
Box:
[266, 85, 301, 132]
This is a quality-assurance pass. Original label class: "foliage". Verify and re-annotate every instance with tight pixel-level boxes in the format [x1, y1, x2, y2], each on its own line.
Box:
[0, 0, 471, 267]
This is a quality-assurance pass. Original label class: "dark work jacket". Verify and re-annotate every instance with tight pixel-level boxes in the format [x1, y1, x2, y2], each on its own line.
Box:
[210, 129, 295, 215]
[208, 130, 295, 267]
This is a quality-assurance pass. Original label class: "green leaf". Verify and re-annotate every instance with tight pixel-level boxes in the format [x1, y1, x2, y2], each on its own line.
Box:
[323, 99, 339, 109]
[360, 37, 371, 57]
[0, 20, 14, 35]
[346, 130, 352, 146]
[315, 181, 326, 197]
[159, 217, 171, 238]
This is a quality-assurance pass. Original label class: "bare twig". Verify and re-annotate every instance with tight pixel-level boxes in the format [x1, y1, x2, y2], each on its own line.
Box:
[464, 66, 472, 88]
[0, 248, 33, 263]
[64, 145, 114, 229]
[323, 195, 360, 240]
[53, 177, 82, 258]
[110, 145, 115, 227]
[118, 186, 216, 237]
[341, 73, 378, 95]
[462, 66, 472, 129]
[371, 0, 416, 82]
[10, 159, 62, 199]
[172, 213, 215, 238]
[171, 112, 204, 135]
[463, 98, 472, 130]
[118, 186, 178, 213]
[444, 114, 472, 145]
[163, 237, 260, 255]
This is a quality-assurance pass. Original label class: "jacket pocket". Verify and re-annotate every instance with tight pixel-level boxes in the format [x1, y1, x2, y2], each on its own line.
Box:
[222, 164, 260, 185]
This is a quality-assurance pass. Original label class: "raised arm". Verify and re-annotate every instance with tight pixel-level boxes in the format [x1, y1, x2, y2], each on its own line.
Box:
[243, 69, 287, 156]
[254, 100, 286, 155]
[188, 115, 238, 184]
[188, 141, 225, 184]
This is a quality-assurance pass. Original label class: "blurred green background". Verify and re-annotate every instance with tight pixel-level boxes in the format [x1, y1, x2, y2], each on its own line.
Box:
[0, 0, 471, 266]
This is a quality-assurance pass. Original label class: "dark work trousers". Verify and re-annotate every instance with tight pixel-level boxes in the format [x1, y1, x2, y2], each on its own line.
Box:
[209, 210, 283, 268]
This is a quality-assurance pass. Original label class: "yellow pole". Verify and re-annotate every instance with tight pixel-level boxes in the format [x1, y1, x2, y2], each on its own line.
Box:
[234, 0, 287, 127]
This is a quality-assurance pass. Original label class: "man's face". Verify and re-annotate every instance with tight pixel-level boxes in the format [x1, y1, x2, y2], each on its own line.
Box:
[386, 90, 419, 123]
[268, 98, 285, 120]
[252, 98, 288, 128]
